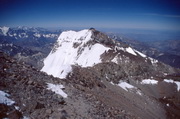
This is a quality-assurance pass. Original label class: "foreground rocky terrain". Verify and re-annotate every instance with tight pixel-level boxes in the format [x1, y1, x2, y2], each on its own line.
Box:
[1, 50, 180, 119]
[1, 51, 118, 119]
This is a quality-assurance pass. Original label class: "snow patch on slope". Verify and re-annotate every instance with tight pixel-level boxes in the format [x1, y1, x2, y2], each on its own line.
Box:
[118, 81, 142, 95]
[141, 79, 158, 85]
[125, 47, 137, 56]
[76, 44, 110, 67]
[164, 79, 180, 91]
[134, 50, 146, 57]
[47, 83, 68, 98]
[118, 82, 135, 91]
[0, 90, 15, 105]
[149, 57, 158, 64]
[111, 55, 119, 64]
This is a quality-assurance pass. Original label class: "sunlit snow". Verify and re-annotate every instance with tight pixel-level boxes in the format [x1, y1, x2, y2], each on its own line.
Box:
[149, 57, 158, 64]
[0, 90, 15, 105]
[118, 82, 135, 91]
[47, 83, 68, 98]
[141, 79, 158, 85]
[134, 50, 146, 57]
[118, 82, 142, 95]
[164, 79, 180, 91]
[125, 47, 137, 56]
[76, 44, 110, 67]
[34, 33, 41, 38]
[111, 55, 118, 64]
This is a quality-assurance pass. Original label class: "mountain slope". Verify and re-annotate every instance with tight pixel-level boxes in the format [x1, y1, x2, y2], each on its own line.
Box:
[1, 51, 125, 119]
[108, 33, 180, 68]
[40, 28, 180, 118]
[2, 51, 180, 119]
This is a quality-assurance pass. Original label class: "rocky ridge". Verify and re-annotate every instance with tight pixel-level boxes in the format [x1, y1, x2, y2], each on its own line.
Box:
[108, 33, 180, 69]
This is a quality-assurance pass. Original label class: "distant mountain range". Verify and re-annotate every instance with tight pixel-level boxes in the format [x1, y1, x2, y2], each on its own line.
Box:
[0, 26, 62, 69]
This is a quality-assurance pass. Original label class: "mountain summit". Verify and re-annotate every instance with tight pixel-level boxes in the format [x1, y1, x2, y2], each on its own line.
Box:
[41, 29, 110, 78]
[41, 29, 175, 79]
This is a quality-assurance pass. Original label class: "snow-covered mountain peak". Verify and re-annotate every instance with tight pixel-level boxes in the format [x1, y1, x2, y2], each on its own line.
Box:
[41, 29, 168, 79]
[58, 29, 92, 43]
[51, 29, 94, 53]
[56, 28, 115, 48]
[41, 29, 110, 78]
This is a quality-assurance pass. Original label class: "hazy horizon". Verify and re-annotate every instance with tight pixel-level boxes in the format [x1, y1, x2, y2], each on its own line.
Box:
[0, 0, 180, 31]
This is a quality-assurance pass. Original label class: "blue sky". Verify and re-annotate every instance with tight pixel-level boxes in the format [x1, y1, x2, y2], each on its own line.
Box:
[0, 0, 180, 30]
